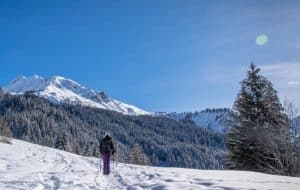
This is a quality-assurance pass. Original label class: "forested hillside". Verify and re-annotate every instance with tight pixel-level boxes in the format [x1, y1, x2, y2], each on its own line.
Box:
[0, 90, 225, 169]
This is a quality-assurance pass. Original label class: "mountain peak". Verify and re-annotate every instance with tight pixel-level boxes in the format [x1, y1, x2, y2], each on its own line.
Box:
[33, 74, 42, 78]
[4, 75, 151, 116]
[5, 75, 46, 93]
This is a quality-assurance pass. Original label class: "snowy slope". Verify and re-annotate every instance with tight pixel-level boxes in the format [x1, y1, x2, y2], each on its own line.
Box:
[1, 139, 300, 190]
[4, 75, 151, 116]
[167, 109, 231, 133]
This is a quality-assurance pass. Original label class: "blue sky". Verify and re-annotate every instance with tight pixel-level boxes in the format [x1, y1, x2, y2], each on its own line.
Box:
[1, 0, 300, 112]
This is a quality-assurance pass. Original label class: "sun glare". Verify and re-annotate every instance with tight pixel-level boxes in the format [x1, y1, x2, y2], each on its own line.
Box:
[256, 34, 268, 46]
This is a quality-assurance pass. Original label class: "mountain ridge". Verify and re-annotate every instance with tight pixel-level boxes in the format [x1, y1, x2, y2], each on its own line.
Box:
[4, 75, 151, 116]
[166, 108, 232, 133]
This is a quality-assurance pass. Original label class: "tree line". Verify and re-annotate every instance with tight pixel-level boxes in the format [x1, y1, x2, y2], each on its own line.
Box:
[0, 89, 225, 169]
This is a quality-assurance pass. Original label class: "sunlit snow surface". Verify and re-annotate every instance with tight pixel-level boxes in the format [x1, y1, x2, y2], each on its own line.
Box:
[1, 139, 299, 190]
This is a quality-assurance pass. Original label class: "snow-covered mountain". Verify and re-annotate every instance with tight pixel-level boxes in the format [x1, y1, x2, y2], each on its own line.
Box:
[4, 75, 151, 116]
[167, 108, 232, 133]
[1, 139, 299, 190]
[167, 108, 300, 134]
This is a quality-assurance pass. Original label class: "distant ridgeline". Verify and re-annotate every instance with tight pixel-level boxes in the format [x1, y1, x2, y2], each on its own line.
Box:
[0, 91, 226, 169]
[166, 108, 233, 133]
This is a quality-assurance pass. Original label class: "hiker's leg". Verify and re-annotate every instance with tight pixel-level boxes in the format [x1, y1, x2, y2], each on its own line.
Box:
[104, 154, 111, 174]
[103, 154, 109, 174]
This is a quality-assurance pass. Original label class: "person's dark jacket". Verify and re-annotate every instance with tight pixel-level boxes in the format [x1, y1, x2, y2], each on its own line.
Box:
[99, 135, 115, 155]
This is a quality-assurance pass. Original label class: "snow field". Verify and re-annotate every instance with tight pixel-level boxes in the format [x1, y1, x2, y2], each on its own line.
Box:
[1, 139, 300, 190]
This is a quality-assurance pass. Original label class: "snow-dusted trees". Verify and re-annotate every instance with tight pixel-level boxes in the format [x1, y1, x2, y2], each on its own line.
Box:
[283, 99, 300, 140]
[0, 119, 12, 143]
[128, 143, 149, 165]
[0, 87, 11, 144]
[226, 63, 297, 176]
[283, 99, 300, 176]
[55, 131, 69, 151]
[0, 91, 225, 169]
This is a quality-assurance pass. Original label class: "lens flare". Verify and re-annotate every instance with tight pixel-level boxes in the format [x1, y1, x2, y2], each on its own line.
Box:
[256, 34, 268, 46]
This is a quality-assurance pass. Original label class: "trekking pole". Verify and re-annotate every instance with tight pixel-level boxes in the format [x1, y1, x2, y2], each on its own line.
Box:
[112, 142, 117, 170]
[99, 155, 102, 174]
[116, 142, 119, 168]
[112, 153, 114, 170]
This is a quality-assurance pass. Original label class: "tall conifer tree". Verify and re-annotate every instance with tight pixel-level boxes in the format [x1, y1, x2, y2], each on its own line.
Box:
[227, 63, 295, 175]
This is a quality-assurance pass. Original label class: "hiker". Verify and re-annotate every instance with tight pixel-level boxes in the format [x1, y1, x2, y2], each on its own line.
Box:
[99, 133, 115, 175]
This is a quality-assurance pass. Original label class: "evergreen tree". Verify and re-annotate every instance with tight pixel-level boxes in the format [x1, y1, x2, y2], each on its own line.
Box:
[0, 119, 12, 143]
[226, 63, 295, 175]
[128, 143, 149, 165]
[55, 131, 69, 151]
[283, 99, 300, 175]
